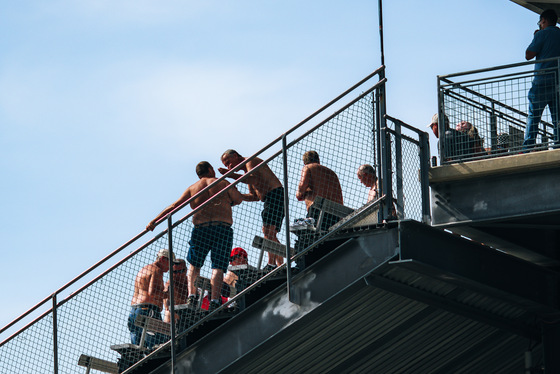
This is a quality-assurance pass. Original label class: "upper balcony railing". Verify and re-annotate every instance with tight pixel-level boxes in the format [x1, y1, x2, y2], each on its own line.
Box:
[0, 67, 430, 374]
[436, 57, 559, 164]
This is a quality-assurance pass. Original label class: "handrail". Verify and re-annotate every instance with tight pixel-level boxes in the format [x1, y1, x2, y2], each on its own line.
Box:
[150, 66, 386, 231]
[437, 56, 560, 80]
[0, 67, 386, 347]
[0, 229, 150, 336]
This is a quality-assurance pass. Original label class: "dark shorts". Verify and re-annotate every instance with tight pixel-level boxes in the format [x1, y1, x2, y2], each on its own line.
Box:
[187, 223, 233, 272]
[262, 187, 285, 232]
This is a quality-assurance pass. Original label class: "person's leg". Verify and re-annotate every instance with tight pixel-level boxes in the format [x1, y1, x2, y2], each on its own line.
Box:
[524, 85, 546, 149]
[210, 268, 224, 301]
[263, 224, 283, 266]
[127, 307, 142, 344]
[209, 225, 231, 304]
[548, 89, 559, 146]
[187, 265, 200, 296]
[186, 226, 210, 299]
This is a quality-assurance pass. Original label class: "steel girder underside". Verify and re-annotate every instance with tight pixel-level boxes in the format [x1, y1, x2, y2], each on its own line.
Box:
[143, 220, 559, 374]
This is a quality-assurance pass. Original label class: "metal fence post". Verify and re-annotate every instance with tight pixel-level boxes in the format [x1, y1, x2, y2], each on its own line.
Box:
[437, 76, 445, 162]
[490, 103, 498, 151]
[281, 135, 294, 303]
[378, 80, 391, 221]
[419, 131, 432, 224]
[394, 119, 404, 219]
[52, 294, 58, 374]
[167, 217, 176, 374]
[557, 60, 560, 145]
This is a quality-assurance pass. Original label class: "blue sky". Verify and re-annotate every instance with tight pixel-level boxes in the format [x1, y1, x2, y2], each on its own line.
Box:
[0, 1, 536, 329]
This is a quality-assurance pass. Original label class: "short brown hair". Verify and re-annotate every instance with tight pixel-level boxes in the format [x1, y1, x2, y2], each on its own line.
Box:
[302, 150, 320, 165]
[358, 164, 376, 177]
[196, 161, 212, 177]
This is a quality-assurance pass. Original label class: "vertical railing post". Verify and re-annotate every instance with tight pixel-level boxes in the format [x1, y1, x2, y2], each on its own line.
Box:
[378, 79, 391, 221]
[167, 217, 176, 374]
[490, 103, 498, 152]
[52, 294, 58, 374]
[419, 131, 432, 225]
[556, 58, 560, 146]
[437, 76, 445, 163]
[393, 119, 404, 219]
[281, 134, 293, 303]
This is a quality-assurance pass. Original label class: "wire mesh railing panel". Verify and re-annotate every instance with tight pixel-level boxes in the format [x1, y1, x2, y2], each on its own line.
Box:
[0, 69, 436, 374]
[0, 315, 54, 374]
[438, 59, 559, 163]
[52, 235, 171, 373]
[387, 119, 426, 223]
[286, 92, 377, 214]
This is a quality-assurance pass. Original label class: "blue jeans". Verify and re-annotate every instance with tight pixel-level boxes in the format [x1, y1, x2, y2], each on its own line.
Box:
[524, 80, 559, 149]
[127, 304, 167, 349]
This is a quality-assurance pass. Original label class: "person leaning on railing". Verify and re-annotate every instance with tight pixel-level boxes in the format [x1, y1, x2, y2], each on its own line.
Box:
[219, 149, 285, 272]
[523, 8, 560, 149]
[146, 161, 243, 312]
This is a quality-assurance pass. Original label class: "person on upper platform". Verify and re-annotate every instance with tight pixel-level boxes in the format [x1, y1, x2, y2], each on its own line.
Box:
[523, 9, 560, 149]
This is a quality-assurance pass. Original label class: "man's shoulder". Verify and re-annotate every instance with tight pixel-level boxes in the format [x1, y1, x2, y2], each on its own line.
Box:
[247, 157, 263, 169]
[138, 263, 156, 276]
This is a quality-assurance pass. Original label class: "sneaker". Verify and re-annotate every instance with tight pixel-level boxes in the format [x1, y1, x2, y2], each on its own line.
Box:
[263, 264, 277, 273]
[185, 295, 199, 309]
[208, 300, 222, 312]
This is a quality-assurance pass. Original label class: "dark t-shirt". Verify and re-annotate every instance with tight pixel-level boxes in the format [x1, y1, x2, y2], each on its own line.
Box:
[442, 129, 475, 161]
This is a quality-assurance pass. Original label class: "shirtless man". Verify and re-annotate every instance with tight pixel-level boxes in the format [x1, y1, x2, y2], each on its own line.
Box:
[296, 151, 343, 231]
[219, 149, 285, 271]
[357, 164, 378, 202]
[163, 259, 189, 329]
[147, 161, 243, 312]
[128, 248, 176, 348]
[357, 164, 397, 219]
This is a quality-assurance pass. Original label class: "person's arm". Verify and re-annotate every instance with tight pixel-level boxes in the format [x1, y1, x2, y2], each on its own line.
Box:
[219, 159, 261, 185]
[146, 187, 192, 231]
[163, 281, 170, 310]
[526, 30, 543, 61]
[526, 49, 537, 60]
[223, 271, 238, 286]
[226, 182, 244, 206]
[296, 166, 310, 201]
[242, 184, 260, 201]
[218, 168, 244, 180]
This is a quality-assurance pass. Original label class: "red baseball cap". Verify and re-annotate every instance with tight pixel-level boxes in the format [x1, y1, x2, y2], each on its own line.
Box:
[230, 247, 248, 259]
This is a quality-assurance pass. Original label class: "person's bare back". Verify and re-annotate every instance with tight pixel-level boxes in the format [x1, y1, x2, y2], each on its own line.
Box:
[131, 263, 166, 308]
[147, 162, 242, 231]
[242, 157, 282, 201]
[188, 177, 238, 225]
[297, 163, 343, 210]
